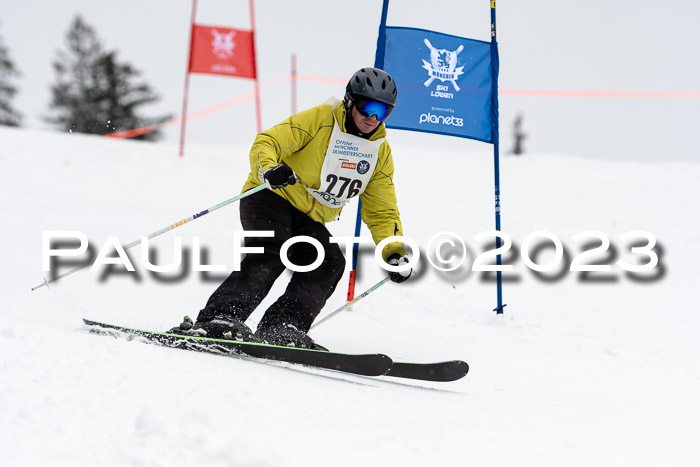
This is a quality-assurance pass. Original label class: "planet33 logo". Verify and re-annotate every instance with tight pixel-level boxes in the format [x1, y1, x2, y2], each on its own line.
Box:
[419, 113, 464, 127]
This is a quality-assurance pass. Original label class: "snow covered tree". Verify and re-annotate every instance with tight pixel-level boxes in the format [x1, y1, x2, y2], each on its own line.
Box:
[0, 25, 23, 127]
[45, 15, 170, 140]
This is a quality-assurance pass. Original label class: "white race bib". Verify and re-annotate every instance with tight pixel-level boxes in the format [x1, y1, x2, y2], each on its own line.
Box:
[304, 117, 384, 208]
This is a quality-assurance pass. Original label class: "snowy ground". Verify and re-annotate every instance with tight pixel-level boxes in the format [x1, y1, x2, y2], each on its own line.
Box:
[1, 126, 699, 466]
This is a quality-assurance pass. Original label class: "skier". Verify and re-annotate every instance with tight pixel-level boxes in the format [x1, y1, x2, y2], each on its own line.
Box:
[169, 67, 412, 349]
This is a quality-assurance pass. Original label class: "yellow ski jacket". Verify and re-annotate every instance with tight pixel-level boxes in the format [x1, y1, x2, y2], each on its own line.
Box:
[241, 98, 406, 261]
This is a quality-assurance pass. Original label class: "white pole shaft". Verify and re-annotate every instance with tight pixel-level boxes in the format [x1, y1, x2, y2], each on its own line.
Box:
[310, 276, 391, 330]
[32, 184, 269, 291]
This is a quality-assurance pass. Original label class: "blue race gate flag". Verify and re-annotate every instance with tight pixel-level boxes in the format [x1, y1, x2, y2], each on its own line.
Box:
[346, 0, 505, 315]
[380, 27, 494, 143]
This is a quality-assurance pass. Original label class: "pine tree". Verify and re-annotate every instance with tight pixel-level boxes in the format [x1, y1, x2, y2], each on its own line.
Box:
[0, 24, 23, 127]
[45, 15, 170, 141]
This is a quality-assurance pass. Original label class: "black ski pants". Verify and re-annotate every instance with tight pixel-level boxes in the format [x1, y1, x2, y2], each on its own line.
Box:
[198, 189, 346, 332]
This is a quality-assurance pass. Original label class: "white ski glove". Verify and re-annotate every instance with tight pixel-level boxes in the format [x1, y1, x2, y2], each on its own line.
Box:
[388, 254, 412, 283]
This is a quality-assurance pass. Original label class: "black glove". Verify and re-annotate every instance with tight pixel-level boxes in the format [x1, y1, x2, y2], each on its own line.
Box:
[263, 165, 297, 189]
[387, 254, 412, 283]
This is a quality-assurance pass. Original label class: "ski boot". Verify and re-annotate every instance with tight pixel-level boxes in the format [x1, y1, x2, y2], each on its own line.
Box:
[256, 323, 327, 351]
[167, 315, 261, 343]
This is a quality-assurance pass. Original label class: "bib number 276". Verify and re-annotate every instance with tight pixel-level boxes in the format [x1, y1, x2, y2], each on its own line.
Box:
[325, 175, 362, 199]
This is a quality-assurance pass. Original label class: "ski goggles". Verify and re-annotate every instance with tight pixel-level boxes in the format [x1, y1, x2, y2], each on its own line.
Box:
[355, 99, 393, 122]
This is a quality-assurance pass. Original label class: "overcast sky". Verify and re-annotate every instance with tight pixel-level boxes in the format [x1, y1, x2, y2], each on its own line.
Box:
[2, 0, 699, 161]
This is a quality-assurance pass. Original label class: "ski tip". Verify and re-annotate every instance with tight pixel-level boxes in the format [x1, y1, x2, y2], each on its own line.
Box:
[374, 354, 395, 376]
[445, 360, 469, 378]
[439, 360, 470, 381]
[388, 359, 470, 382]
[380, 353, 394, 366]
[458, 360, 469, 377]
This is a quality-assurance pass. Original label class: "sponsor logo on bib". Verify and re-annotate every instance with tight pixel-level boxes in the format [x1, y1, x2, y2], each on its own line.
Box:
[356, 160, 371, 175]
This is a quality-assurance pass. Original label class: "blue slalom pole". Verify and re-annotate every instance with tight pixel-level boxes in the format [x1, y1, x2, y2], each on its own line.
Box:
[490, 0, 506, 314]
[345, 0, 390, 306]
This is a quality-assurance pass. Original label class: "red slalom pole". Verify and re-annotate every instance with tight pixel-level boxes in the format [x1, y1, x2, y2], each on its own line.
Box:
[291, 53, 297, 114]
[250, 0, 262, 133]
[179, 0, 198, 157]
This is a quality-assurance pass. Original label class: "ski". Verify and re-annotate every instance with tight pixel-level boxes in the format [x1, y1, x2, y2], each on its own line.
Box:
[83, 319, 469, 382]
[83, 319, 392, 377]
[386, 360, 469, 382]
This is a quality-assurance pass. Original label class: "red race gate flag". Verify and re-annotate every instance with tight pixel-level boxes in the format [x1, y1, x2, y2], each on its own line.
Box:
[188, 25, 256, 78]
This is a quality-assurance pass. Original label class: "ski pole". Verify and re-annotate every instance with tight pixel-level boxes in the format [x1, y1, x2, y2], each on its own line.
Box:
[32, 183, 270, 291]
[310, 276, 392, 330]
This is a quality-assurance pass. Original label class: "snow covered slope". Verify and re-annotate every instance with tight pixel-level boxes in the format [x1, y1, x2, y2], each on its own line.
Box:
[1, 126, 699, 466]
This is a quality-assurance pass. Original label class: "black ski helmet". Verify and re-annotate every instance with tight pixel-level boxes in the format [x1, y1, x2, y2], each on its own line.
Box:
[345, 67, 398, 108]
